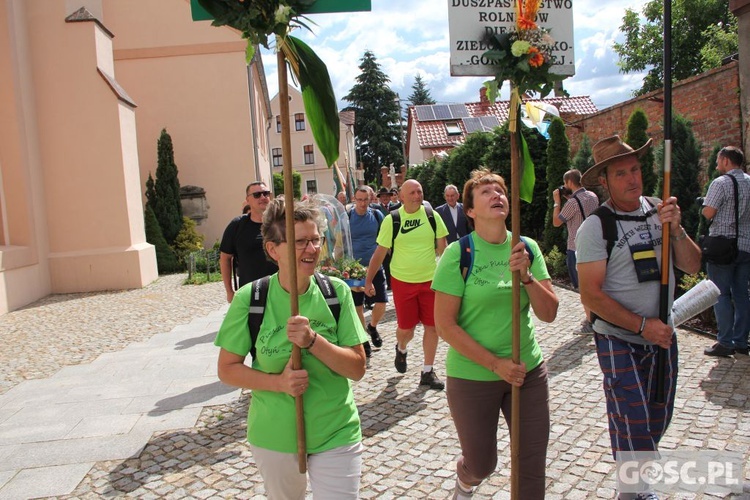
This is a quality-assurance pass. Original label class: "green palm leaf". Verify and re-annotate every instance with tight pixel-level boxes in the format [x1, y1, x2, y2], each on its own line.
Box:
[282, 36, 339, 168]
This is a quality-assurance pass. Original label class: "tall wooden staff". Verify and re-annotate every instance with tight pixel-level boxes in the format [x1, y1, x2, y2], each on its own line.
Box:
[655, 0, 672, 404]
[277, 48, 307, 472]
[507, 87, 522, 499]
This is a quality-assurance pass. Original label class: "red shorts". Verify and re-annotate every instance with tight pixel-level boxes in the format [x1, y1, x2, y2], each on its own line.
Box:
[390, 277, 435, 329]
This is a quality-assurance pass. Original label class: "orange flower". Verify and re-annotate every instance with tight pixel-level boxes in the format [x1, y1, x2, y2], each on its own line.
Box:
[517, 0, 541, 30]
[517, 16, 537, 30]
[528, 47, 545, 67]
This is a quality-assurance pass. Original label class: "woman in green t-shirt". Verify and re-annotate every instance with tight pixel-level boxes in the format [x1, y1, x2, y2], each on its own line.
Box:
[432, 169, 559, 499]
[215, 199, 368, 499]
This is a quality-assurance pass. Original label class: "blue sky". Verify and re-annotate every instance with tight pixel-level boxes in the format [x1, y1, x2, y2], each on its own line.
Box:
[260, 0, 650, 112]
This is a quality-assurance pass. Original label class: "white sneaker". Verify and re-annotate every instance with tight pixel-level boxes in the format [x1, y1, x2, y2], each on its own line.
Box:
[452, 480, 474, 499]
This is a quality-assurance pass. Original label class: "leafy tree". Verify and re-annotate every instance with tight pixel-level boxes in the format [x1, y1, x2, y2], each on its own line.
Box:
[153, 129, 183, 244]
[613, 0, 736, 96]
[273, 170, 302, 199]
[572, 134, 593, 172]
[407, 75, 436, 106]
[342, 51, 402, 183]
[625, 109, 657, 197]
[444, 131, 494, 189]
[543, 118, 570, 252]
[144, 204, 178, 274]
[654, 115, 703, 239]
[700, 16, 738, 70]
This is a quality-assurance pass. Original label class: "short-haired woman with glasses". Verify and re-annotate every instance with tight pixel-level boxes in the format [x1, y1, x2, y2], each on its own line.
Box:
[215, 198, 368, 499]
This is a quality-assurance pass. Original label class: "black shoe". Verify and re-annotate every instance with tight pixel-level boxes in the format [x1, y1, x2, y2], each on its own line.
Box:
[364, 302, 374, 311]
[367, 324, 383, 348]
[420, 369, 445, 390]
[394, 345, 407, 373]
[735, 347, 749, 355]
[364, 341, 371, 358]
[704, 342, 735, 357]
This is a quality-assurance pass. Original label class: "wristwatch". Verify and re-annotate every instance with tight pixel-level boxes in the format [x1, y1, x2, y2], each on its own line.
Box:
[520, 272, 534, 285]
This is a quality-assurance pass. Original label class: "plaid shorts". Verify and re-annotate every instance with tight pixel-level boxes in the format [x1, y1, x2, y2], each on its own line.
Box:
[594, 332, 678, 456]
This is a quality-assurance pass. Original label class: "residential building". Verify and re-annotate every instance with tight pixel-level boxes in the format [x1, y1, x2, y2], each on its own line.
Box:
[269, 86, 360, 198]
[405, 87, 598, 165]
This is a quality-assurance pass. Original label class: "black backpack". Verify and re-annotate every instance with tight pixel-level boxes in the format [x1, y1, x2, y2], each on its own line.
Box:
[390, 202, 438, 251]
[247, 272, 341, 359]
[458, 234, 535, 282]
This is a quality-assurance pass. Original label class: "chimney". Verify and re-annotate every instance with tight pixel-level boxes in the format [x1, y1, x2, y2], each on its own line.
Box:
[479, 86, 489, 105]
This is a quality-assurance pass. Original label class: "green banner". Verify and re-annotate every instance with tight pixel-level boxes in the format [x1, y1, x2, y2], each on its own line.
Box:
[191, 0, 371, 21]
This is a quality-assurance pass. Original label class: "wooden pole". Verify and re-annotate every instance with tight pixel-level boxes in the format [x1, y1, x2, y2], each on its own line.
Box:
[508, 87, 521, 500]
[277, 48, 307, 473]
[655, 0, 672, 404]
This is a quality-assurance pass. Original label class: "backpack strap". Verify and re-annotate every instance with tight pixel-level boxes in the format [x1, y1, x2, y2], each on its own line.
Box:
[390, 203, 437, 252]
[593, 197, 660, 262]
[313, 272, 341, 323]
[459, 234, 474, 281]
[573, 195, 586, 221]
[458, 234, 534, 282]
[247, 273, 340, 360]
[247, 275, 271, 360]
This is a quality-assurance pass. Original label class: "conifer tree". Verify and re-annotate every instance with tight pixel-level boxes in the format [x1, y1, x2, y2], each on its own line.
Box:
[145, 173, 157, 210]
[342, 51, 402, 183]
[153, 129, 183, 244]
[572, 134, 593, 172]
[625, 109, 657, 197]
[144, 204, 178, 274]
[407, 75, 436, 106]
[543, 118, 570, 252]
[654, 115, 703, 239]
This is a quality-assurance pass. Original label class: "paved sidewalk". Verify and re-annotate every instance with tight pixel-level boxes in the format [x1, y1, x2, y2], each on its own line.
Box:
[0, 276, 749, 499]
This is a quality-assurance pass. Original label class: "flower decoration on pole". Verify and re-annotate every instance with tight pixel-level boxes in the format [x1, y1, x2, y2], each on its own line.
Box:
[197, 0, 340, 168]
[480, 0, 568, 203]
[482, 0, 566, 100]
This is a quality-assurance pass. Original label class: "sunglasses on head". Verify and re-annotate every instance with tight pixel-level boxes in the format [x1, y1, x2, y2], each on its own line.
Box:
[249, 190, 271, 199]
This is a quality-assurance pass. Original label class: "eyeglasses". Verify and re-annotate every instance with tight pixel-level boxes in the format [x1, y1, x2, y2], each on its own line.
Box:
[249, 190, 271, 199]
[287, 236, 325, 250]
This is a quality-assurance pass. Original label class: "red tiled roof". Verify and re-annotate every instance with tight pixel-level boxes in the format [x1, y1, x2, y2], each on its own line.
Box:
[413, 95, 597, 150]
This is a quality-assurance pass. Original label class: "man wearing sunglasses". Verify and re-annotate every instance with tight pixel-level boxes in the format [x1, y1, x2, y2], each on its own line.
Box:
[219, 182, 279, 302]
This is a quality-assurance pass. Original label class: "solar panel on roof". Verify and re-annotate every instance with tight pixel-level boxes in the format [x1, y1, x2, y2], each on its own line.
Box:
[449, 104, 470, 118]
[462, 117, 483, 134]
[433, 105, 452, 120]
[479, 116, 501, 131]
[415, 106, 436, 121]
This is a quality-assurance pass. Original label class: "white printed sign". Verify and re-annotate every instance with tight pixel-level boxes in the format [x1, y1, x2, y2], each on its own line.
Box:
[448, 0, 575, 77]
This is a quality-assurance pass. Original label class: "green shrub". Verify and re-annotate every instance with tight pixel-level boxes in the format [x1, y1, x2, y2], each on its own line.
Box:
[543, 245, 568, 279]
[173, 217, 205, 268]
[184, 272, 223, 285]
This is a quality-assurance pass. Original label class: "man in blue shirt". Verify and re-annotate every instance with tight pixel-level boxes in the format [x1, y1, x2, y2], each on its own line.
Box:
[349, 187, 388, 356]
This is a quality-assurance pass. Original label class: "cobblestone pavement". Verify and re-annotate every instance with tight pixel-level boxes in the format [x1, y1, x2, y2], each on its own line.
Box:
[2, 276, 749, 499]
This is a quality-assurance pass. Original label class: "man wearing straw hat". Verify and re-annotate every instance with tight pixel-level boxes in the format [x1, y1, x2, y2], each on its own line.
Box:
[576, 136, 701, 500]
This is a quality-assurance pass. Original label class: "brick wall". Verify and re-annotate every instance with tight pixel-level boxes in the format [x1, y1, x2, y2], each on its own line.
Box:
[568, 61, 742, 167]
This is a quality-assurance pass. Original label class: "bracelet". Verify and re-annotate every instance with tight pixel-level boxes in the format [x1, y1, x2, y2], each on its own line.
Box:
[304, 331, 317, 349]
[553, 203, 559, 208]
[520, 273, 534, 285]
[671, 227, 688, 241]
[637, 316, 647, 335]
